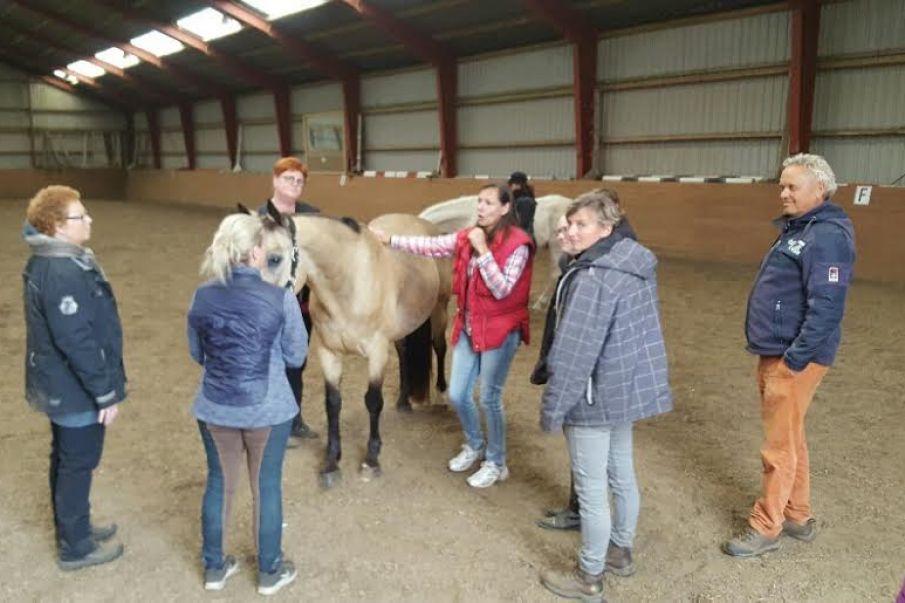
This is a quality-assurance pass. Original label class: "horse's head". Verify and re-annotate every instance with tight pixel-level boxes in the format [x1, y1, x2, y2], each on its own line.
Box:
[236, 202, 298, 290]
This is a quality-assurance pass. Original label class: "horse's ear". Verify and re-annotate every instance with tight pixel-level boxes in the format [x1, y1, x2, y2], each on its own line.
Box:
[237, 203, 252, 215]
[266, 199, 286, 225]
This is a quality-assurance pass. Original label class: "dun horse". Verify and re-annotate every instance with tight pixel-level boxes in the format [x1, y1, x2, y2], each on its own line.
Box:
[261, 202, 451, 488]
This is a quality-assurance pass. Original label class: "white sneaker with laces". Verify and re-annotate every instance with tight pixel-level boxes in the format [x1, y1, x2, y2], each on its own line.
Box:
[448, 444, 483, 472]
[466, 461, 509, 488]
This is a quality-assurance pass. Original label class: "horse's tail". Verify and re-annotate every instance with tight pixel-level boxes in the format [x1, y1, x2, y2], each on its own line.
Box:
[404, 318, 432, 403]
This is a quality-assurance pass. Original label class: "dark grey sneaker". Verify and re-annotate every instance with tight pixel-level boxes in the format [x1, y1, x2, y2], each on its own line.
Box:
[722, 527, 781, 557]
[57, 539, 124, 571]
[605, 541, 635, 576]
[540, 567, 606, 602]
[258, 559, 297, 596]
[782, 518, 817, 542]
[204, 555, 239, 591]
[290, 420, 319, 440]
[90, 523, 117, 543]
[537, 508, 580, 531]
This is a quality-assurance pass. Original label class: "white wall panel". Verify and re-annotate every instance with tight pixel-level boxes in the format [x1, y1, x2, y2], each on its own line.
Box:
[291, 81, 342, 114]
[602, 76, 787, 137]
[194, 99, 221, 124]
[29, 83, 107, 111]
[459, 45, 573, 97]
[364, 150, 438, 172]
[161, 130, 185, 169]
[242, 155, 280, 173]
[0, 63, 27, 79]
[31, 112, 125, 130]
[133, 112, 148, 131]
[819, 0, 905, 56]
[599, 10, 789, 82]
[241, 123, 280, 152]
[237, 92, 274, 121]
[362, 67, 435, 107]
[0, 85, 27, 108]
[458, 147, 575, 179]
[0, 132, 31, 151]
[813, 66, 905, 130]
[197, 155, 230, 169]
[160, 106, 180, 128]
[601, 140, 782, 176]
[0, 155, 32, 168]
[811, 137, 905, 184]
[459, 97, 573, 145]
[196, 128, 227, 153]
[0, 111, 29, 128]
[364, 110, 438, 148]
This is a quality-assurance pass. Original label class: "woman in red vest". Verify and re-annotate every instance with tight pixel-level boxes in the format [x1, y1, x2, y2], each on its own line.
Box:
[372, 184, 535, 488]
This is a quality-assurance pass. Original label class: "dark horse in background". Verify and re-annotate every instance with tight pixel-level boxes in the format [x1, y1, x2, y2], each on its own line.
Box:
[261, 202, 451, 488]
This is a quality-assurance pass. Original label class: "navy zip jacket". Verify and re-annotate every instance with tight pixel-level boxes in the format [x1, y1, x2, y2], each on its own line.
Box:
[745, 201, 856, 371]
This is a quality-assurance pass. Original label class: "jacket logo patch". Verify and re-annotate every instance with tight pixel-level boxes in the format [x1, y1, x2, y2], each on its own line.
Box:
[59, 295, 79, 315]
[828, 266, 839, 283]
[787, 239, 806, 256]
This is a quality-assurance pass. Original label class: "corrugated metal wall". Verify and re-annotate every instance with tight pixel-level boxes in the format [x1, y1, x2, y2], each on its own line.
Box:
[361, 67, 438, 172]
[0, 63, 126, 169]
[194, 99, 227, 170]
[457, 45, 574, 178]
[812, 0, 905, 184]
[598, 9, 790, 177]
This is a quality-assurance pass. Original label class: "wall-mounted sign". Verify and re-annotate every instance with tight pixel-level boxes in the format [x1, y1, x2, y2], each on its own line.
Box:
[853, 185, 872, 206]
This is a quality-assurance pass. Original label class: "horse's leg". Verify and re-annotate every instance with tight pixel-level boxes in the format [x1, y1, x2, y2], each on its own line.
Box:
[360, 339, 388, 481]
[394, 339, 412, 413]
[318, 345, 344, 489]
[431, 301, 448, 394]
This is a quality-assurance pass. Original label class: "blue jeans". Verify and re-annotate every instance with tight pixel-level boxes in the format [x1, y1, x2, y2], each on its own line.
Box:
[447, 330, 520, 467]
[49, 421, 106, 561]
[565, 423, 640, 576]
[198, 419, 291, 573]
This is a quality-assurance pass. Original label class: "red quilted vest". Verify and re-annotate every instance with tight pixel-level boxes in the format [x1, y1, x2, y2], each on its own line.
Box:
[450, 226, 535, 351]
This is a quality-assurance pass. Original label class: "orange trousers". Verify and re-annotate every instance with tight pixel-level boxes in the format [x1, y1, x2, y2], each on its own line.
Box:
[749, 356, 828, 538]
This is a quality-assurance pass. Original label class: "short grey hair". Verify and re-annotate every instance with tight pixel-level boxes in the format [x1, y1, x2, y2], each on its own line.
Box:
[566, 190, 623, 227]
[782, 153, 837, 197]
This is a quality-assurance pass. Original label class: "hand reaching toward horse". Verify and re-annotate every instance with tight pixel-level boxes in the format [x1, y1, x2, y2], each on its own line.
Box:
[369, 226, 391, 245]
[467, 227, 489, 255]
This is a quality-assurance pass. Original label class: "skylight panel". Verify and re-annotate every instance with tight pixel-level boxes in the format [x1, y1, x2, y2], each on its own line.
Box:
[177, 8, 242, 41]
[54, 69, 79, 85]
[240, 0, 330, 21]
[95, 47, 140, 69]
[130, 31, 185, 57]
[67, 60, 106, 78]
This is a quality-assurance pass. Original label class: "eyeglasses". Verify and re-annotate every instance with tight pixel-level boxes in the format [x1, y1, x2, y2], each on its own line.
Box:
[65, 214, 89, 222]
[279, 175, 304, 186]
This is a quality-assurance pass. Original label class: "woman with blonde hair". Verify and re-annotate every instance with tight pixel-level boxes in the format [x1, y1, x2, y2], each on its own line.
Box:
[187, 213, 307, 595]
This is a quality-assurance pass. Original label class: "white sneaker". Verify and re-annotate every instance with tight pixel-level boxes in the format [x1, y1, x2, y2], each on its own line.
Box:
[448, 444, 483, 472]
[466, 461, 509, 488]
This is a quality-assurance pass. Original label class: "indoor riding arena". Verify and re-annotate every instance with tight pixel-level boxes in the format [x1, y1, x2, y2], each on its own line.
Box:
[1, 1, 903, 601]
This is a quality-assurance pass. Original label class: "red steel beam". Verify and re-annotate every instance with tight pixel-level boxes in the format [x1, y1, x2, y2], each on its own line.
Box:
[220, 95, 239, 169]
[273, 85, 292, 157]
[522, 0, 598, 177]
[788, 0, 820, 155]
[340, 0, 458, 176]
[12, 1, 225, 96]
[178, 101, 196, 170]
[342, 77, 360, 173]
[146, 108, 162, 169]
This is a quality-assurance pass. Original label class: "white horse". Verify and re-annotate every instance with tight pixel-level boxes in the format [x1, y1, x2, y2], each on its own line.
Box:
[419, 194, 572, 309]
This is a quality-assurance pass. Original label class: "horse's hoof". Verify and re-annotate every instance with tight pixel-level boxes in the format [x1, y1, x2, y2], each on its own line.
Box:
[319, 469, 342, 489]
[359, 463, 382, 482]
[396, 402, 413, 414]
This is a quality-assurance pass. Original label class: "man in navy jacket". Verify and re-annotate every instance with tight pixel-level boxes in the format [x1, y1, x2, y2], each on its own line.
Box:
[723, 154, 856, 557]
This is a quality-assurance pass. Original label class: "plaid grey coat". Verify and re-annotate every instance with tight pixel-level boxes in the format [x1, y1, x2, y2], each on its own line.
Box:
[540, 237, 672, 431]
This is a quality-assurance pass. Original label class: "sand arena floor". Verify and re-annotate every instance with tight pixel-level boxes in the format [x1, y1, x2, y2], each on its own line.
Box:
[1, 199, 903, 602]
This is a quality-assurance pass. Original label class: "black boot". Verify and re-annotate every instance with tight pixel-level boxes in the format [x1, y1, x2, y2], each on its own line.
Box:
[290, 416, 318, 440]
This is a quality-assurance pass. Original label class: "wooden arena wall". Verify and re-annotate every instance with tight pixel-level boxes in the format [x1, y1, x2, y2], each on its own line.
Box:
[2, 168, 900, 283]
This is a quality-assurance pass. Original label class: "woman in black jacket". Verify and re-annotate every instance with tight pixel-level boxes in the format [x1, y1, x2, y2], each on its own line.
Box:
[23, 185, 126, 571]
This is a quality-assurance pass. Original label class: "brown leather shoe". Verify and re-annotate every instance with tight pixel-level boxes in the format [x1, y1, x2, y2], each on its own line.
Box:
[540, 566, 606, 602]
